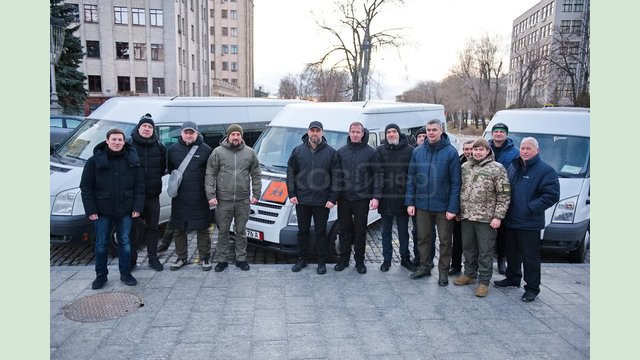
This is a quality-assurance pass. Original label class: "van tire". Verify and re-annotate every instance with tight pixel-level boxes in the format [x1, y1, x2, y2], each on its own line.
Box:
[107, 225, 143, 258]
[569, 229, 589, 263]
[325, 222, 340, 263]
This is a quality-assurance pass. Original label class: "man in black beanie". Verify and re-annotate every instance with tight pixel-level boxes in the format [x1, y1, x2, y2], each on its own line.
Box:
[128, 113, 167, 271]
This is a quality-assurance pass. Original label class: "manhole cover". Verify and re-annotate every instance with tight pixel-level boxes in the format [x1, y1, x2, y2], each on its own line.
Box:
[62, 292, 144, 322]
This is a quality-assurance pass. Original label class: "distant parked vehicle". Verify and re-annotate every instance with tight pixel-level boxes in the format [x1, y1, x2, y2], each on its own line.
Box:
[50, 115, 83, 154]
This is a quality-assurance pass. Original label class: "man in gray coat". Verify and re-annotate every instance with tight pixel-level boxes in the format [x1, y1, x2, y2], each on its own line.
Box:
[206, 124, 262, 272]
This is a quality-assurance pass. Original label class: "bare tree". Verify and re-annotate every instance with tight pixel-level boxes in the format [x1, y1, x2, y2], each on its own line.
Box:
[313, 0, 405, 101]
[509, 39, 546, 108]
[545, 8, 590, 107]
[399, 80, 444, 104]
[278, 74, 300, 99]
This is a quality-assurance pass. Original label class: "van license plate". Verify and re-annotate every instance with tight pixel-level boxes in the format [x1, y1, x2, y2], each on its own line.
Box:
[246, 229, 263, 240]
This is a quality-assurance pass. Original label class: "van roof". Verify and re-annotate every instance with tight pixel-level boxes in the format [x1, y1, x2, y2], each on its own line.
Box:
[269, 101, 445, 131]
[487, 108, 590, 137]
[87, 97, 304, 124]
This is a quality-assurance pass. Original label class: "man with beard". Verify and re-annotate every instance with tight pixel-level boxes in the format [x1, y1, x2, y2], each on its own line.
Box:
[377, 123, 415, 272]
[206, 124, 262, 272]
[127, 113, 167, 271]
[287, 121, 339, 274]
[168, 121, 213, 271]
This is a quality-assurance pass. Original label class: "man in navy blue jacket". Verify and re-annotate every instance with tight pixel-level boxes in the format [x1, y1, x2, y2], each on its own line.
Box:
[494, 137, 560, 302]
[405, 119, 461, 286]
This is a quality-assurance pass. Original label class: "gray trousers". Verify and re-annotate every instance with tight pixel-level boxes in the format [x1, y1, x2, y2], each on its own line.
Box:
[216, 199, 250, 262]
[416, 209, 454, 273]
[461, 220, 497, 284]
[174, 228, 211, 261]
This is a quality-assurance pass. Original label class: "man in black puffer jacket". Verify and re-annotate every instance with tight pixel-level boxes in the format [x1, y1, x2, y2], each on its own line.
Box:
[128, 113, 167, 271]
[167, 121, 213, 271]
[80, 128, 145, 290]
[334, 122, 383, 274]
[376, 123, 416, 272]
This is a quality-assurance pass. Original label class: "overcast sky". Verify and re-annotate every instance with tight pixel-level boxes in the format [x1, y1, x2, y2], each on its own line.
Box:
[253, 0, 540, 100]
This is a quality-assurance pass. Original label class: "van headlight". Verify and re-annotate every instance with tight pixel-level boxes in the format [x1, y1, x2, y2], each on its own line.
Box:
[287, 207, 298, 226]
[52, 188, 80, 216]
[551, 196, 577, 223]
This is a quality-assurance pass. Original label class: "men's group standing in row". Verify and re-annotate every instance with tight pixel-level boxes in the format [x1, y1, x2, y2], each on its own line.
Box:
[80, 115, 559, 302]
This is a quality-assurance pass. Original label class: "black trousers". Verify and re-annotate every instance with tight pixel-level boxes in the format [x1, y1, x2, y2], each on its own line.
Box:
[495, 225, 507, 258]
[131, 197, 161, 263]
[296, 204, 330, 263]
[504, 226, 542, 294]
[337, 198, 369, 263]
[451, 220, 463, 269]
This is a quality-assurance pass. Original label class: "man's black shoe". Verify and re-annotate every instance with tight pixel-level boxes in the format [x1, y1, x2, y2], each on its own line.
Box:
[380, 261, 391, 272]
[400, 256, 417, 272]
[438, 274, 449, 286]
[448, 267, 462, 276]
[493, 278, 520, 288]
[120, 273, 137, 286]
[148, 258, 164, 271]
[130, 263, 137, 272]
[317, 263, 326, 275]
[355, 262, 367, 274]
[334, 261, 349, 272]
[292, 258, 307, 272]
[157, 243, 170, 253]
[497, 257, 507, 275]
[236, 261, 250, 271]
[91, 275, 107, 290]
[411, 257, 421, 266]
[214, 262, 228, 272]
[522, 290, 538, 302]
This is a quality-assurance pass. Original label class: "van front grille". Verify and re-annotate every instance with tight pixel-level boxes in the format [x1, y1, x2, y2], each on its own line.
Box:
[249, 216, 275, 225]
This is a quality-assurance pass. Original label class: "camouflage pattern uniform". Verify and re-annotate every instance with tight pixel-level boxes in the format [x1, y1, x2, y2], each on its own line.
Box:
[459, 152, 510, 284]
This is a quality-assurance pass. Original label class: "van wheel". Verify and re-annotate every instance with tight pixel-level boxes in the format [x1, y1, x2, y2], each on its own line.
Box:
[569, 229, 589, 263]
[108, 229, 119, 257]
[325, 222, 340, 263]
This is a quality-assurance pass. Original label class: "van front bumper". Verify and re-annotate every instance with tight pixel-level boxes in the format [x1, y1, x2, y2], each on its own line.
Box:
[541, 220, 589, 252]
[50, 215, 95, 245]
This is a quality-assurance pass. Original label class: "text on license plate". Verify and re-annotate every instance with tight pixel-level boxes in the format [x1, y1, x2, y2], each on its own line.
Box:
[246, 229, 263, 240]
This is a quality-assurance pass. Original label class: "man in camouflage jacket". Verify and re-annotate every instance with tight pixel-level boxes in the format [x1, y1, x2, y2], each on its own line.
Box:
[453, 138, 510, 297]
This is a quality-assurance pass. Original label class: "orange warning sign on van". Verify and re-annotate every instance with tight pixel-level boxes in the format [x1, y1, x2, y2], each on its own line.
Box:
[261, 180, 288, 204]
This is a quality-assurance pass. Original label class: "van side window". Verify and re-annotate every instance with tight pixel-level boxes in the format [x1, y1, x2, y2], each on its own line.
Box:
[368, 132, 377, 148]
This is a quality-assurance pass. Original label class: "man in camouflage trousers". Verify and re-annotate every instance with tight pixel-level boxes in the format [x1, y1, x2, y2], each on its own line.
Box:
[453, 138, 511, 297]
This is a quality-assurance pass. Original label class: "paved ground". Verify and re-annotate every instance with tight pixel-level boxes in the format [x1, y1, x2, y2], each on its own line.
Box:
[50, 226, 590, 359]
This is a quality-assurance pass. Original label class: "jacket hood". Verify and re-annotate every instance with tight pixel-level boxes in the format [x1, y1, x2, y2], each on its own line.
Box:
[489, 137, 516, 150]
[220, 136, 246, 151]
[301, 133, 328, 150]
[468, 147, 495, 166]
[130, 125, 159, 146]
[425, 132, 452, 150]
[178, 134, 204, 147]
[383, 132, 409, 150]
[347, 127, 370, 148]
[92, 141, 139, 168]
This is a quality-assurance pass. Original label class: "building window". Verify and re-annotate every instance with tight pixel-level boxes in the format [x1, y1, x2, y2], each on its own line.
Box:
[210, 9, 215, 18]
[230, 62, 237, 72]
[231, 45, 238, 54]
[150, 9, 163, 26]
[192, 54, 195, 70]
[135, 77, 148, 93]
[574, 0, 584, 12]
[222, 61, 229, 70]
[210, 26, 215, 35]
[191, 25, 195, 40]
[210, 61, 215, 70]
[210, 44, 215, 53]
[221, 10, 228, 18]
[190, 0, 195, 11]
[117, 76, 131, 92]
[114, 6, 128, 25]
[151, 44, 164, 61]
[132, 8, 145, 26]
[116, 42, 129, 59]
[560, 20, 570, 33]
[192, 83, 196, 96]
[88, 75, 101, 92]
[231, 79, 238, 86]
[230, 10, 237, 19]
[563, 0, 573, 12]
[572, 20, 582, 33]
[134, 43, 146, 60]
[69, 4, 80, 22]
[86, 40, 100, 58]
[222, 45, 228, 54]
[84, 4, 98, 23]
[222, 27, 228, 36]
[230, 28, 238, 37]
[152, 78, 165, 94]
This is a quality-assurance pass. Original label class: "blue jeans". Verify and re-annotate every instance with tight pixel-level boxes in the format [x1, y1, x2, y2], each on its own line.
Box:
[381, 213, 410, 262]
[94, 215, 132, 276]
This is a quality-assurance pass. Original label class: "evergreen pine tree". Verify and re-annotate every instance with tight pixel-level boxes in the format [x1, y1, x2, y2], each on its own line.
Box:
[50, 0, 87, 115]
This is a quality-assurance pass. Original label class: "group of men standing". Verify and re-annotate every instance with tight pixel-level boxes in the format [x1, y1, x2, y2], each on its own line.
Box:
[80, 115, 261, 290]
[287, 119, 559, 302]
[80, 114, 559, 302]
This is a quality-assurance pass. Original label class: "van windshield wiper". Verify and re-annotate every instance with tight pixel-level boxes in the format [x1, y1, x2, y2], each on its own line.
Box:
[260, 163, 286, 173]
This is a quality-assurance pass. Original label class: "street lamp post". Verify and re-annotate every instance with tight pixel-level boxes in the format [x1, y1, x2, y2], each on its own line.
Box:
[50, 23, 65, 115]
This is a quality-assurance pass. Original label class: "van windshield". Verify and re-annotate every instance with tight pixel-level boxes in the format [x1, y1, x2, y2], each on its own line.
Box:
[254, 126, 347, 172]
[485, 132, 590, 178]
[51, 119, 138, 166]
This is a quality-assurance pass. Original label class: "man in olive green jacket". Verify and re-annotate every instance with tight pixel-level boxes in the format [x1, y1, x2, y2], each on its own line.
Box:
[453, 138, 510, 297]
[205, 124, 262, 272]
